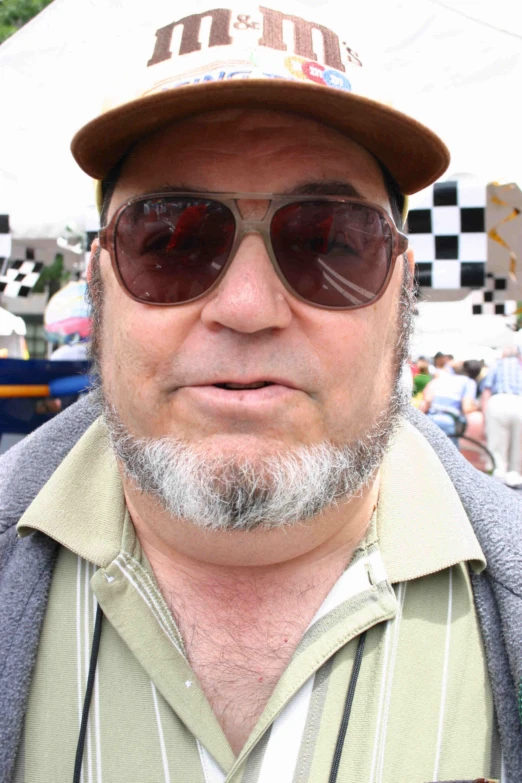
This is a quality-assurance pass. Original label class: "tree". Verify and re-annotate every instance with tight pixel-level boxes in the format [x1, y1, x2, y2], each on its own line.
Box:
[33, 253, 70, 299]
[0, 0, 54, 45]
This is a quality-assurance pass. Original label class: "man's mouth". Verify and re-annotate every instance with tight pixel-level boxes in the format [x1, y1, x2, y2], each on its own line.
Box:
[213, 381, 274, 390]
[179, 378, 298, 411]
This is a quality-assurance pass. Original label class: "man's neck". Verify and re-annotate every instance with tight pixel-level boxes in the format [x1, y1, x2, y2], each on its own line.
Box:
[123, 475, 379, 588]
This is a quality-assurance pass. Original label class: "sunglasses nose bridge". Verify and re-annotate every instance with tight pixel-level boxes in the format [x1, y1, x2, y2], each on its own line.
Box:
[235, 198, 271, 221]
[231, 219, 281, 278]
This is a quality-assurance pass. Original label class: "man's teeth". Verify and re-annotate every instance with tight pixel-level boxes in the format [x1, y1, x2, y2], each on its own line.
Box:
[216, 381, 272, 390]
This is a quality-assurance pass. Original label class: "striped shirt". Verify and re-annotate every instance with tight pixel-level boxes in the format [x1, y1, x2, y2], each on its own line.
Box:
[16, 417, 500, 783]
[483, 357, 522, 396]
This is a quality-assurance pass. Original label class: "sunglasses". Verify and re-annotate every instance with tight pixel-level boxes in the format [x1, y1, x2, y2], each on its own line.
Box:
[99, 193, 408, 310]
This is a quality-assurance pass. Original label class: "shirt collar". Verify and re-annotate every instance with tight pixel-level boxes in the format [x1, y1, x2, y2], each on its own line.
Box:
[377, 419, 486, 581]
[17, 417, 124, 566]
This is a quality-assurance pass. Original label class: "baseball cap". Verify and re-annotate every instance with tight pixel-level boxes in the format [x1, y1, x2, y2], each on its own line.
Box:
[71, 3, 450, 198]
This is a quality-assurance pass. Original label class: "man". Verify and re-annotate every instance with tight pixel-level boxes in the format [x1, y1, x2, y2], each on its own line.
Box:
[423, 361, 478, 448]
[1, 4, 521, 782]
[433, 351, 454, 376]
[482, 346, 522, 487]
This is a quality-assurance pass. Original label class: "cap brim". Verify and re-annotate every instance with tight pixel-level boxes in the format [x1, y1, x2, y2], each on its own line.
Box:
[71, 79, 450, 195]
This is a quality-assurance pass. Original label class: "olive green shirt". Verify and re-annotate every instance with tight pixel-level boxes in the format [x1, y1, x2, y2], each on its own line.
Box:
[16, 417, 500, 782]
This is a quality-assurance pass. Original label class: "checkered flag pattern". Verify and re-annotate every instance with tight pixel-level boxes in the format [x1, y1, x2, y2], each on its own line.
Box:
[0, 252, 44, 298]
[409, 181, 486, 290]
[0, 214, 11, 272]
[471, 273, 517, 316]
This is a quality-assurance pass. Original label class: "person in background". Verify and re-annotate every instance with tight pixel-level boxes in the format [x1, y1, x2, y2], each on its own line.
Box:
[457, 360, 489, 471]
[422, 360, 478, 447]
[482, 346, 522, 487]
[476, 360, 489, 396]
[462, 359, 482, 386]
[432, 351, 448, 375]
[412, 357, 432, 396]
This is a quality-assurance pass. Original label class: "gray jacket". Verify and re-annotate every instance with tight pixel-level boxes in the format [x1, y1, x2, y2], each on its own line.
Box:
[1, 396, 522, 782]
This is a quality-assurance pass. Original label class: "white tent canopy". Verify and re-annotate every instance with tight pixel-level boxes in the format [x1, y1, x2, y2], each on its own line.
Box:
[1, 0, 521, 237]
[0, 306, 26, 337]
[411, 294, 522, 363]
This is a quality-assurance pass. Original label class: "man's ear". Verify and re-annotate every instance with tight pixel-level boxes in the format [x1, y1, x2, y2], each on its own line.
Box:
[86, 237, 99, 282]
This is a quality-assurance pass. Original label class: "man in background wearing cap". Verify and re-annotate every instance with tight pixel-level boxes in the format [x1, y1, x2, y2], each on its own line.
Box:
[1, 4, 521, 782]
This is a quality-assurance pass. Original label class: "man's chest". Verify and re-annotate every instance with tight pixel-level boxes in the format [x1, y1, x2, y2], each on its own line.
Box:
[23, 550, 499, 783]
[171, 604, 315, 754]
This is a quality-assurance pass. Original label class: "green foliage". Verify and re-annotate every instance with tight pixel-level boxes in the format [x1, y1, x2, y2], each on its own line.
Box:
[33, 253, 70, 298]
[516, 302, 522, 331]
[0, 0, 54, 45]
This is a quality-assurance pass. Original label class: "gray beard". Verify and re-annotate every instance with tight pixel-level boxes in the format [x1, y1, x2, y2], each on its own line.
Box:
[100, 267, 414, 532]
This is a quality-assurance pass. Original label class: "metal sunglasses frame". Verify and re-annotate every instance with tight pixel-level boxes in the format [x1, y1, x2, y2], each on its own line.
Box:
[98, 192, 409, 311]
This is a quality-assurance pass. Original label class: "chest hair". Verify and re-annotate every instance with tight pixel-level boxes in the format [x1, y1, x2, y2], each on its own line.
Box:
[159, 570, 340, 753]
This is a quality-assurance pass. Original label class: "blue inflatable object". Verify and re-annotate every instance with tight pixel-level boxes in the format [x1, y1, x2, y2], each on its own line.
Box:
[49, 374, 92, 396]
[0, 358, 93, 435]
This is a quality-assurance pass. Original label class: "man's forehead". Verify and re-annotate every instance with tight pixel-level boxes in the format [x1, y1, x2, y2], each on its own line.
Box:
[110, 110, 390, 204]
[122, 107, 380, 155]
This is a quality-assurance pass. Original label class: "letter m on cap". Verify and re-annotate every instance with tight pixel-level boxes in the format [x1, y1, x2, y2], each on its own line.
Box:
[258, 6, 345, 72]
[148, 9, 233, 66]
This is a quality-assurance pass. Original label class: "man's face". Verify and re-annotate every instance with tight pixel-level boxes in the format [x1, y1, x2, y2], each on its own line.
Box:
[93, 110, 412, 520]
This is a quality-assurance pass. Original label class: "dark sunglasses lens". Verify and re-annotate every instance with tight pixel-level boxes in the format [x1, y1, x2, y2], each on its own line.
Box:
[271, 202, 393, 307]
[114, 198, 235, 304]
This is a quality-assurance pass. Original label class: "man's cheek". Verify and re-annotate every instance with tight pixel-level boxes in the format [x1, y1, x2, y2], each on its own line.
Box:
[112, 319, 169, 392]
[101, 311, 137, 385]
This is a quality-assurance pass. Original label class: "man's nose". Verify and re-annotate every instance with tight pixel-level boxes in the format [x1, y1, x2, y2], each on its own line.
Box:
[199, 233, 294, 334]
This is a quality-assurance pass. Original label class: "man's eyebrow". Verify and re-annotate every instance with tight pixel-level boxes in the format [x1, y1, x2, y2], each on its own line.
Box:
[136, 184, 208, 197]
[285, 181, 367, 199]
[131, 182, 366, 198]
